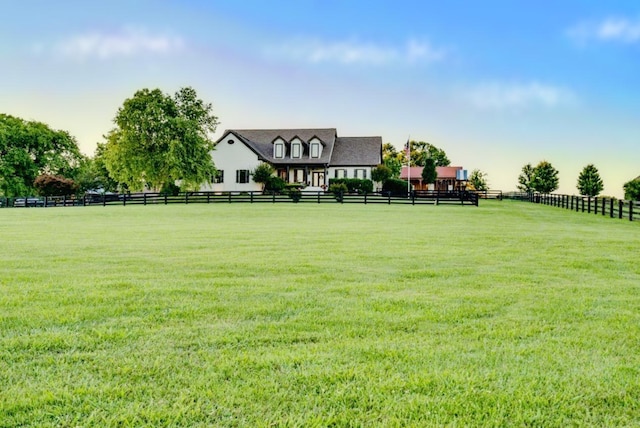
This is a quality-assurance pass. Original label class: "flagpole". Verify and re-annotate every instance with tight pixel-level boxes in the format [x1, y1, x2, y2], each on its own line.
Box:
[406, 137, 411, 197]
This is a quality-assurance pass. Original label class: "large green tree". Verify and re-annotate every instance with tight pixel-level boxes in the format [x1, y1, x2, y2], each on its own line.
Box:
[531, 161, 559, 194]
[252, 163, 275, 191]
[517, 163, 534, 193]
[623, 177, 640, 201]
[103, 87, 218, 191]
[576, 164, 603, 197]
[0, 114, 82, 197]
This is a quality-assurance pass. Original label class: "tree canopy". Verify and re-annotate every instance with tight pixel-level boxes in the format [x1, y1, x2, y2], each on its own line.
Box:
[0, 114, 82, 197]
[382, 141, 450, 178]
[531, 161, 559, 194]
[576, 164, 603, 197]
[103, 87, 219, 192]
[468, 169, 489, 191]
[623, 177, 640, 201]
[517, 163, 535, 193]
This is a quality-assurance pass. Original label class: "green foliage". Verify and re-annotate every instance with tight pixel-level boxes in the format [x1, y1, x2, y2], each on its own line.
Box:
[287, 187, 302, 202]
[468, 169, 489, 191]
[33, 174, 79, 196]
[421, 158, 437, 184]
[2, 203, 640, 426]
[576, 164, 604, 197]
[381, 177, 409, 196]
[531, 161, 559, 194]
[517, 163, 535, 193]
[371, 164, 392, 183]
[103, 87, 218, 192]
[252, 163, 275, 190]
[623, 177, 640, 201]
[0, 114, 82, 197]
[410, 140, 451, 167]
[382, 143, 403, 178]
[265, 176, 286, 194]
[328, 182, 348, 201]
[328, 178, 373, 194]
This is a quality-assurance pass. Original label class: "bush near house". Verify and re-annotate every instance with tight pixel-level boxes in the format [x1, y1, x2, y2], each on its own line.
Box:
[328, 182, 348, 202]
[328, 178, 373, 194]
[381, 178, 410, 196]
[264, 176, 286, 194]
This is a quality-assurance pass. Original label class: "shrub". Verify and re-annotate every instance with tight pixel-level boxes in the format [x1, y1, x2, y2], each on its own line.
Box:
[160, 182, 180, 196]
[252, 163, 275, 190]
[328, 178, 373, 194]
[33, 174, 78, 196]
[382, 178, 409, 196]
[265, 176, 286, 194]
[329, 183, 348, 202]
[287, 187, 302, 202]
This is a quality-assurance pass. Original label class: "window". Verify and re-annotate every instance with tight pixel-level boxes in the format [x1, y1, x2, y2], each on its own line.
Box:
[274, 142, 284, 158]
[291, 142, 301, 159]
[214, 170, 224, 183]
[310, 142, 320, 158]
[236, 169, 250, 183]
[335, 169, 347, 179]
[294, 169, 304, 183]
[355, 169, 367, 179]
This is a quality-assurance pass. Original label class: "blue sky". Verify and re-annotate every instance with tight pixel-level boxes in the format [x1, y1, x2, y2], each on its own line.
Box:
[2, 0, 638, 196]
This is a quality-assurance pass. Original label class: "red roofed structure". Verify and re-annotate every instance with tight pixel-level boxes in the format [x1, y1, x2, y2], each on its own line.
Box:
[400, 166, 467, 191]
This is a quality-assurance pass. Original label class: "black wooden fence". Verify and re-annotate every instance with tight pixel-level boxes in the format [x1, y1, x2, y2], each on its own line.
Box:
[1, 190, 479, 208]
[505, 192, 639, 222]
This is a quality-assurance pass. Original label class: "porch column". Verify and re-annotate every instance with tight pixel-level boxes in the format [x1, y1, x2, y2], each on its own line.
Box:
[305, 166, 309, 185]
[324, 165, 328, 186]
[286, 166, 290, 183]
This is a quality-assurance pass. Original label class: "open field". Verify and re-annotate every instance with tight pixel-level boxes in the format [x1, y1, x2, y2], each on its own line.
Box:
[1, 201, 640, 426]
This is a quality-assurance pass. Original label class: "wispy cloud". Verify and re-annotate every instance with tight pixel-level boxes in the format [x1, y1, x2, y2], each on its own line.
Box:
[568, 17, 640, 44]
[463, 82, 574, 110]
[266, 38, 445, 66]
[42, 27, 184, 60]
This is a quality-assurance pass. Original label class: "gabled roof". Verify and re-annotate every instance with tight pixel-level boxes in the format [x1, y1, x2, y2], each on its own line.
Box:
[330, 137, 382, 166]
[215, 128, 382, 167]
[222, 128, 337, 165]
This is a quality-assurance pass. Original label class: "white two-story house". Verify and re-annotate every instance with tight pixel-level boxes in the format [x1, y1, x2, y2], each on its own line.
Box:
[201, 128, 382, 192]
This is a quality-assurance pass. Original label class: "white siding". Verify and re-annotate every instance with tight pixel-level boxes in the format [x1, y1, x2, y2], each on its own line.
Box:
[327, 166, 373, 180]
[200, 134, 262, 192]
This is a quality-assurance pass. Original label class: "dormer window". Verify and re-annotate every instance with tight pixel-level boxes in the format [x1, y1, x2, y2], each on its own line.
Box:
[291, 140, 302, 159]
[309, 137, 322, 158]
[274, 139, 285, 159]
[310, 141, 320, 158]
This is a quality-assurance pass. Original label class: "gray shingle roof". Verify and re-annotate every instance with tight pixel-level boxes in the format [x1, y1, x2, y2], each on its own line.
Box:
[330, 137, 382, 166]
[218, 128, 381, 167]
[228, 128, 337, 165]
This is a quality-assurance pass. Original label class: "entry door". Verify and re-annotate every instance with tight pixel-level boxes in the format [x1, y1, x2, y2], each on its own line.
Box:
[312, 172, 325, 187]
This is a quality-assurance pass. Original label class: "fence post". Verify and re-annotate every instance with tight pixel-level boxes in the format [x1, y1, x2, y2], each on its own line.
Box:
[602, 198, 606, 216]
[364, 192, 367, 205]
[250, 192, 253, 203]
[388, 193, 391, 205]
[619, 200, 623, 219]
[164, 194, 168, 205]
[610, 198, 614, 218]
[412, 191, 415, 205]
[103, 193, 106, 206]
[272, 192, 275, 203]
[185, 192, 189, 204]
[317, 192, 321, 204]
[587, 197, 591, 213]
[630, 201, 634, 221]
[228, 192, 231, 203]
[207, 193, 210, 204]
[123, 194, 126, 206]
[143, 193, 147, 206]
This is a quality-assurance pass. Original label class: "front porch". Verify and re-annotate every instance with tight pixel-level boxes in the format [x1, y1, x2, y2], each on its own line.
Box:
[276, 166, 328, 188]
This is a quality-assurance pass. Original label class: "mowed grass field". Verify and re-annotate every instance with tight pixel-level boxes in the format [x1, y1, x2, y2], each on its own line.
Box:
[1, 201, 639, 427]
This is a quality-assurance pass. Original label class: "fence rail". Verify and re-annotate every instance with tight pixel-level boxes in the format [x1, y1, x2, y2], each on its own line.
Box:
[504, 192, 639, 222]
[1, 190, 479, 208]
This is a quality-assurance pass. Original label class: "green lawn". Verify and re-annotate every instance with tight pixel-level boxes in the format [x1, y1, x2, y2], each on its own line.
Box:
[1, 201, 639, 427]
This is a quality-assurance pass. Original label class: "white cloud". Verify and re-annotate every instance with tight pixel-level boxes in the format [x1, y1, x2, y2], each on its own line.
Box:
[51, 27, 184, 60]
[463, 82, 574, 110]
[568, 17, 640, 44]
[266, 38, 445, 66]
